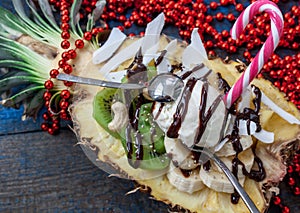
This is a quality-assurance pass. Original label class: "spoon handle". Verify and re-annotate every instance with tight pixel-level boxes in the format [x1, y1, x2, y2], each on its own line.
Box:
[57, 73, 145, 90]
[200, 148, 260, 213]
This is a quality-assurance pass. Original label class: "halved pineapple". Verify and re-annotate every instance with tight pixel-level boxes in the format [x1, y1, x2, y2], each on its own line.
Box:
[70, 34, 300, 213]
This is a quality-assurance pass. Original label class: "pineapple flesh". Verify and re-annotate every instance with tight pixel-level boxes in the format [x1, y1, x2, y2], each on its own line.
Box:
[70, 35, 300, 213]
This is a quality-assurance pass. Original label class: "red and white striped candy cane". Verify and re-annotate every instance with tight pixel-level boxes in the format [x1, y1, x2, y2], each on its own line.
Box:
[224, 0, 284, 108]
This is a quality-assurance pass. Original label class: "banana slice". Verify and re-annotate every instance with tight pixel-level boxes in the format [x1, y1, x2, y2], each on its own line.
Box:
[164, 136, 198, 170]
[215, 135, 253, 157]
[167, 163, 205, 194]
[200, 148, 254, 193]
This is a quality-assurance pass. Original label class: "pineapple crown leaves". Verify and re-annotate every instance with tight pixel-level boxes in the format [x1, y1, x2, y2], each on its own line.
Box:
[0, 0, 105, 120]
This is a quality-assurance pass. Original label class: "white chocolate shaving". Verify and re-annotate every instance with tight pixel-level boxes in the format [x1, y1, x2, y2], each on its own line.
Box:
[141, 13, 165, 55]
[156, 39, 178, 74]
[253, 130, 274, 143]
[92, 27, 126, 64]
[99, 38, 144, 76]
[182, 28, 207, 69]
[253, 87, 300, 125]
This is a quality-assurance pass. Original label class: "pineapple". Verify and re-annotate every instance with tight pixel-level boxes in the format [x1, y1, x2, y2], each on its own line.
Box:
[0, 2, 299, 213]
[71, 28, 300, 213]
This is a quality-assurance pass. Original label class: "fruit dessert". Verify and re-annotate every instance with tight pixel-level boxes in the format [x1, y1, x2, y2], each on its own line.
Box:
[71, 10, 300, 213]
[0, 0, 299, 212]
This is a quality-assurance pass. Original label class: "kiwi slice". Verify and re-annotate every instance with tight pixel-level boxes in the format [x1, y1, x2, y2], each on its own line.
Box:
[138, 103, 166, 154]
[93, 88, 122, 140]
[93, 89, 170, 170]
[123, 102, 169, 170]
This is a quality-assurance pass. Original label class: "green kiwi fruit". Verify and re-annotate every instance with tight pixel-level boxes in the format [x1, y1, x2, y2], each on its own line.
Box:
[93, 88, 122, 140]
[93, 89, 170, 170]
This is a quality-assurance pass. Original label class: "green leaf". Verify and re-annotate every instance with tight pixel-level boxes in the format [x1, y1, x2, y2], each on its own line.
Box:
[38, 0, 60, 31]
[70, 0, 83, 38]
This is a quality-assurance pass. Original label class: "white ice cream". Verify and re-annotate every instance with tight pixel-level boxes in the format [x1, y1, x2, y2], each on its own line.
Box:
[152, 78, 227, 149]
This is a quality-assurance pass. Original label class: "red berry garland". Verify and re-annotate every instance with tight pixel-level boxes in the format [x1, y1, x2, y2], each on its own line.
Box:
[100, 0, 300, 110]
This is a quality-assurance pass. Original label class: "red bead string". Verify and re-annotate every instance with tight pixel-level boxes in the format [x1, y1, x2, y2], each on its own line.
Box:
[100, 0, 300, 110]
[272, 151, 300, 213]
[44, 0, 98, 135]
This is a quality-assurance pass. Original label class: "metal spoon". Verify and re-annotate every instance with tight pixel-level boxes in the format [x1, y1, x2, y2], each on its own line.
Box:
[192, 147, 260, 213]
[57, 73, 184, 102]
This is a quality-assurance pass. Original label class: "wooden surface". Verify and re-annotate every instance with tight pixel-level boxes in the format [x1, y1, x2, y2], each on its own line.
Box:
[0, 1, 299, 212]
[0, 106, 168, 212]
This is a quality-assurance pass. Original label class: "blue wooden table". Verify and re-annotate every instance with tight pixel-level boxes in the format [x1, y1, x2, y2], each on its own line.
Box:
[0, 0, 299, 212]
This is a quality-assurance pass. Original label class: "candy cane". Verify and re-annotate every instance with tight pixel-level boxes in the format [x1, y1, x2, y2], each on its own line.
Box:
[224, 0, 284, 108]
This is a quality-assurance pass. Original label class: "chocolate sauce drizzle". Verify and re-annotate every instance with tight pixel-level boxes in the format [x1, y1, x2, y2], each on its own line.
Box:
[227, 85, 266, 204]
[194, 81, 223, 145]
[153, 103, 165, 120]
[167, 78, 197, 138]
[125, 92, 146, 168]
[155, 50, 167, 66]
[217, 73, 231, 94]
[181, 63, 205, 80]
[124, 50, 267, 205]
[124, 49, 149, 168]
[126, 48, 148, 82]
[203, 160, 211, 171]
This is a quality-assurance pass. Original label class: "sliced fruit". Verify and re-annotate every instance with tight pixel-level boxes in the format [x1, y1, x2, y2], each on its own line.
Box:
[215, 135, 253, 157]
[200, 148, 254, 193]
[167, 163, 204, 194]
[93, 88, 122, 139]
[164, 136, 198, 170]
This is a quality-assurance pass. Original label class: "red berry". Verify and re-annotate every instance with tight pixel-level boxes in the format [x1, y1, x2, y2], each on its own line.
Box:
[61, 14, 70, 23]
[68, 49, 77, 59]
[41, 123, 49, 131]
[273, 196, 281, 205]
[216, 12, 224, 21]
[61, 51, 70, 60]
[60, 90, 71, 99]
[294, 186, 300, 195]
[75, 39, 84, 49]
[209, 2, 218, 10]
[83, 32, 93, 41]
[42, 112, 50, 120]
[288, 177, 295, 186]
[61, 31, 70, 39]
[61, 23, 70, 31]
[63, 64, 73, 74]
[52, 122, 60, 131]
[64, 81, 73, 87]
[47, 127, 56, 135]
[50, 69, 59, 78]
[282, 206, 290, 213]
[59, 100, 69, 109]
[58, 59, 67, 68]
[236, 3, 244, 12]
[61, 40, 70, 49]
[44, 80, 54, 90]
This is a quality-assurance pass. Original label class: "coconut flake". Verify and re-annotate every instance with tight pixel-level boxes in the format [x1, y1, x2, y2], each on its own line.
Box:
[105, 70, 127, 82]
[93, 27, 126, 64]
[182, 28, 208, 69]
[253, 130, 274, 143]
[238, 120, 274, 143]
[253, 87, 300, 125]
[141, 13, 165, 55]
[156, 39, 178, 74]
[214, 137, 229, 152]
[143, 43, 160, 65]
[99, 38, 144, 77]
